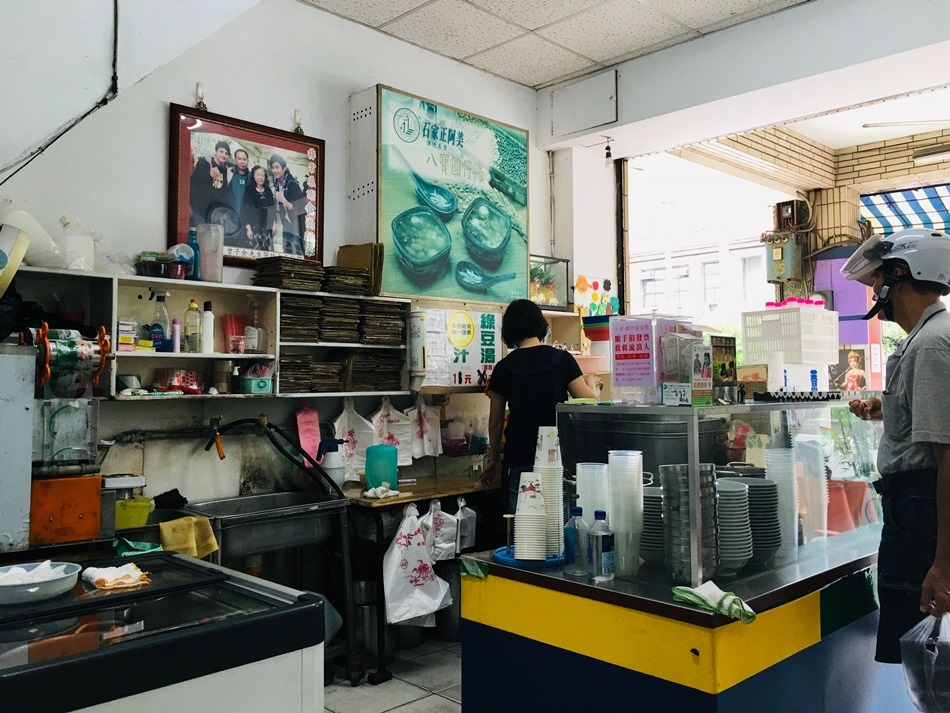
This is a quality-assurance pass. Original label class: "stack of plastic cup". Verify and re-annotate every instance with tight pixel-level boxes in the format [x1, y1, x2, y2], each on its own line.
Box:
[764, 448, 799, 563]
[607, 450, 644, 577]
[514, 471, 546, 560]
[576, 462, 609, 521]
[534, 425, 562, 469]
[536, 464, 564, 557]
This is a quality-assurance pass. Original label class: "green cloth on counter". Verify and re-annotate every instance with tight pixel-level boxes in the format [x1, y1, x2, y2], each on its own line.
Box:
[114, 537, 162, 557]
[672, 580, 757, 624]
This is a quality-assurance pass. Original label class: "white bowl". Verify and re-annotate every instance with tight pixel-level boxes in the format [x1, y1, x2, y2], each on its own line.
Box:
[0, 562, 81, 605]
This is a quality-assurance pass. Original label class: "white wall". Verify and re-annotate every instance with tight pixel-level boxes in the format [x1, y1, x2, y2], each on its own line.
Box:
[0, 0, 546, 284]
[0, 0, 543, 500]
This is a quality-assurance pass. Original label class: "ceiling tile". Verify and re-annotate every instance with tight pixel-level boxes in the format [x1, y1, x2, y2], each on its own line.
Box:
[381, 0, 524, 60]
[538, 0, 689, 63]
[650, 0, 806, 32]
[296, 0, 428, 28]
[466, 34, 596, 88]
[467, 0, 606, 31]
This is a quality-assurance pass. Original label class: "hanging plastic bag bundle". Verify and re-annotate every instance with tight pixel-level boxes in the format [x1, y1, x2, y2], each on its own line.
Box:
[901, 613, 950, 712]
[382, 503, 452, 624]
[333, 397, 374, 482]
[405, 394, 442, 459]
[420, 499, 458, 562]
[371, 396, 413, 466]
[457, 497, 477, 551]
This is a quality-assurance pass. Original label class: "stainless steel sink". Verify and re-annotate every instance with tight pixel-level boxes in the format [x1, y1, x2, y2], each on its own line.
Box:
[185, 491, 348, 560]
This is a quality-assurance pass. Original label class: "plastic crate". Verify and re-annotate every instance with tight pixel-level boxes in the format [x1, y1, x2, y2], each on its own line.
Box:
[241, 376, 273, 394]
[741, 307, 838, 365]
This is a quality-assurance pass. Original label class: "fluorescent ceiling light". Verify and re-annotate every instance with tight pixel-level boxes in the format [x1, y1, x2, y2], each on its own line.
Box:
[863, 120, 950, 128]
[913, 146, 950, 166]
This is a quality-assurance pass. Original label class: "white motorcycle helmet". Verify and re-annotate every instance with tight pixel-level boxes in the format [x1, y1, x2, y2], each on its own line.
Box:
[841, 228, 950, 295]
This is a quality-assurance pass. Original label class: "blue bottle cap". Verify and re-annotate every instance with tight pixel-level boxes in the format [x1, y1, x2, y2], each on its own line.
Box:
[594, 510, 606, 520]
[570, 506, 582, 517]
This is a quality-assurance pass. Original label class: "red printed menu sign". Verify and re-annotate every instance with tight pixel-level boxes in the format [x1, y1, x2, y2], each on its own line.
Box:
[610, 318, 656, 386]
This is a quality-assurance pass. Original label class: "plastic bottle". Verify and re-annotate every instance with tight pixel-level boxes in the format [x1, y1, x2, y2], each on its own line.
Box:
[563, 506, 589, 579]
[171, 317, 181, 353]
[201, 300, 215, 354]
[588, 510, 615, 582]
[244, 300, 266, 354]
[186, 227, 201, 281]
[148, 295, 170, 352]
[231, 365, 242, 394]
[183, 299, 202, 353]
[196, 224, 223, 283]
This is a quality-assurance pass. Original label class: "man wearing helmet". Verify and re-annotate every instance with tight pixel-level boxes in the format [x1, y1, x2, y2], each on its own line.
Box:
[843, 228, 950, 664]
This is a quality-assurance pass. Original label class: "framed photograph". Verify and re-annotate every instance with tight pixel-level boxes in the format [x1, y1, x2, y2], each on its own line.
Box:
[167, 103, 324, 266]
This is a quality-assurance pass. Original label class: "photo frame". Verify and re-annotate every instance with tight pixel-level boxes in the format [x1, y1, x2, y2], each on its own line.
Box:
[167, 103, 324, 266]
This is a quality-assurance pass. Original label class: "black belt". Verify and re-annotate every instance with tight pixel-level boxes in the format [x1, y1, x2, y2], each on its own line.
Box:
[872, 469, 937, 496]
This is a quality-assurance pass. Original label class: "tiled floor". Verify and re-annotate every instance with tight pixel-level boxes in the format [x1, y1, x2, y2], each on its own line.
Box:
[324, 633, 462, 713]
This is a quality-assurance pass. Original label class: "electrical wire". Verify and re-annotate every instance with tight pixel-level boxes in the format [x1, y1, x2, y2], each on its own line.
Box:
[0, 0, 119, 186]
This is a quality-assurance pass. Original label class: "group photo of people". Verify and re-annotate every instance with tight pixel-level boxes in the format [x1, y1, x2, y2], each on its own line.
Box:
[187, 133, 312, 256]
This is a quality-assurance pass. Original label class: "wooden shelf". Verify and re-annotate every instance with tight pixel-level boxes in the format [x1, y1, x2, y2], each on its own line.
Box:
[114, 352, 276, 360]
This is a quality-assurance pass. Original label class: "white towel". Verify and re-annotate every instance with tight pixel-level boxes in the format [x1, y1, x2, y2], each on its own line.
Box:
[82, 563, 150, 590]
[672, 580, 757, 623]
[0, 560, 69, 585]
[363, 484, 402, 499]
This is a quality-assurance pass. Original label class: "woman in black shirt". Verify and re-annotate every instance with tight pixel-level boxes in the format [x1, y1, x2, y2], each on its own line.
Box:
[482, 299, 598, 513]
[241, 165, 276, 251]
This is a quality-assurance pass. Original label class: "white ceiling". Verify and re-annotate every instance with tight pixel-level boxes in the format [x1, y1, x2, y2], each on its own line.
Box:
[299, 0, 810, 89]
[301, 0, 950, 154]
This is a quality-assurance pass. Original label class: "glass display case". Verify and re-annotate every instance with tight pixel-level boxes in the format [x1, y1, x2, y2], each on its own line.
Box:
[529, 254, 571, 310]
[556, 400, 883, 589]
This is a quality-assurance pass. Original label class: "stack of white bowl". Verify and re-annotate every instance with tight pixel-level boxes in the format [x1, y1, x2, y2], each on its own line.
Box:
[514, 472, 546, 560]
[764, 448, 799, 563]
[715, 479, 753, 578]
[640, 487, 664, 566]
[535, 464, 564, 557]
[659, 464, 719, 585]
[607, 450, 644, 577]
[576, 462, 609, 521]
[720, 477, 782, 566]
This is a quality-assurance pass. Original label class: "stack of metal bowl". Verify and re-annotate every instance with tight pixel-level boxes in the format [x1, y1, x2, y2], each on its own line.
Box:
[659, 463, 719, 585]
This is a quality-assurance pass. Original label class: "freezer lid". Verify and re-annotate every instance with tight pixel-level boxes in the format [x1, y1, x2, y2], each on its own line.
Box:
[0, 554, 324, 712]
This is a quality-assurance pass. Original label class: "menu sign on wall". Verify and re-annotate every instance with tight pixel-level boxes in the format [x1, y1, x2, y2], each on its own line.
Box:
[415, 308, 500, 388]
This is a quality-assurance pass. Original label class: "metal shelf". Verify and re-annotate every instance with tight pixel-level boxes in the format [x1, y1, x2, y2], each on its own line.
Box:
[279, 342, 404, 350]
[114, 352, 276, 360]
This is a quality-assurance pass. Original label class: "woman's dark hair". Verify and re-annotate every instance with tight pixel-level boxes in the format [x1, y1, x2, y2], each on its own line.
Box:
[501, 299, 548, 348]
[248, 165, 269, 186]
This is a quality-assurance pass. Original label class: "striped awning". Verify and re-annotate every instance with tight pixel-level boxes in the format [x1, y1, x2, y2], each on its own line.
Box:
[860, 184, 950, 236]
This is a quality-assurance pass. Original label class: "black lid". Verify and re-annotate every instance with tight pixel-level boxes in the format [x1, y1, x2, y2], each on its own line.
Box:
[204, 300, 212, 311]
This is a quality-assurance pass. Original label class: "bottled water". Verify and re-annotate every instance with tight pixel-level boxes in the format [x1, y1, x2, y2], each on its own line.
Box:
[563, 506, 588, 578]
[588, 510, 615, 582]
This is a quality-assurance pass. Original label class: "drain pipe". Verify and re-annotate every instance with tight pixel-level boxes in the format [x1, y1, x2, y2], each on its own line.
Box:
[548, 150, 556, 256]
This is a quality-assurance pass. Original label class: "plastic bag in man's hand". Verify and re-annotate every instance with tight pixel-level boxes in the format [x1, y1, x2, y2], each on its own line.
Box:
[901, 613, 950, 712]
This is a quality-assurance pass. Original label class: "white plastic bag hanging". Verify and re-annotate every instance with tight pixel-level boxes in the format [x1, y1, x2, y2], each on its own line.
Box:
[333, 397, 374, 482]
[406, 394, 441, 459]
[901, 613, 950, 712]
[420, 499, 458, 562]
[457, 497, 477, 551]
[382, 504, 452, 624]
[371, 396, 413, 466]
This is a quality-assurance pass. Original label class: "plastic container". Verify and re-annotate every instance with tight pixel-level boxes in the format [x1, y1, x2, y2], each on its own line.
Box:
[563, 506, 589, 579]
[588, 510, 615, 582]
[365, 444, 398, 489]
[240, 376, 272, 394]
[148, 295, 170, 352]
[741, 306, 839, 365]
[196, 223, 224, 283]
[183, 299, 202, 353]
[171, 318, 180, 353]
[115, 497, 152, 529]
[201, 300, 215, 354]
[186, 227, 201, 281]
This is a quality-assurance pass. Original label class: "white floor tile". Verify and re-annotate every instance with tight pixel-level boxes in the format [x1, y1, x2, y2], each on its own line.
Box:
[440, 684, 462, 703]
[394, 640, 442, 662]
[323, 676, 429, 713]
[386, 694, 461, 712]
[388, 651, 462, 692]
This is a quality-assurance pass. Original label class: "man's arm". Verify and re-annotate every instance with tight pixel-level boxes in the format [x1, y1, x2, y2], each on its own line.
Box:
[920, 442, 950, 615]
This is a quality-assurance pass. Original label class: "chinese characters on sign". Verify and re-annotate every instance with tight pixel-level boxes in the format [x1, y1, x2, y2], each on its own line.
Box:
[610, 318, 656, 387]
[416, 308, 500, 387]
